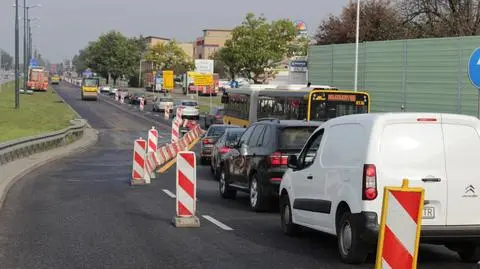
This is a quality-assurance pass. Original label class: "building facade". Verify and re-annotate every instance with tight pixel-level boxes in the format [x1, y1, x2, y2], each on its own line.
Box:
[194, 29, 232, 59]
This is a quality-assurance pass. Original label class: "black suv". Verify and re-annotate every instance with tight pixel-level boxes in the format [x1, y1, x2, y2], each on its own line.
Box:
[218, 119, 322, 211]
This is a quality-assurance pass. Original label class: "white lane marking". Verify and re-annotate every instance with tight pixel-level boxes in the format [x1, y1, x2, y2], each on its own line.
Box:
[162, 189, 176, 198]
[202, 215, 233, 231]
[146, 112, 151, 114]
[67, 179, 109, 182]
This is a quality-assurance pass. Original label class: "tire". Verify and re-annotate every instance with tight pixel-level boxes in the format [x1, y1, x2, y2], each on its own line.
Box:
[336, 211, 369, 264]
[219, 168, 236, 199]
[280, 193, 300, 236]
[249, 174, 270, 212]
[458, 245, 479, 263]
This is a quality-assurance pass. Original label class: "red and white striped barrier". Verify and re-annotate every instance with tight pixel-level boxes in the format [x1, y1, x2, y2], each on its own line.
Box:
[147, 126, 158, 179]
[171, 107, 183, 143]
[375, 179, 424, 269]
[139, 98, 145, 111]
[131, 137, 148, 185]
[120, 92, 125, 104]
[173, 151, 200, 227]
[115, 91, 119, 102]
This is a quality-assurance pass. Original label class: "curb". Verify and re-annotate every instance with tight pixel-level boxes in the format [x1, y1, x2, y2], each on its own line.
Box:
[0, 127, 99, 211]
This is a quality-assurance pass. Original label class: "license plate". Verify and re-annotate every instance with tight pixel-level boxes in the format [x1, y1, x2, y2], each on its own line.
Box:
[423, 206, 435, 219]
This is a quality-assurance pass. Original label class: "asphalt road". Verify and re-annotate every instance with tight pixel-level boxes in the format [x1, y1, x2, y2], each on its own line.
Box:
[0, 82, 475, 269]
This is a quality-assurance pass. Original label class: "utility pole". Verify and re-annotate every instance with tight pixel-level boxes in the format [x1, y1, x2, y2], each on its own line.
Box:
[15, 0, 20, 109]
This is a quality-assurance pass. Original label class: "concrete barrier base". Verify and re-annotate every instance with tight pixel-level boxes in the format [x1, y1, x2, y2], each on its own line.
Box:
[173, 216, 200, 228]
[130, 179, 148, 186]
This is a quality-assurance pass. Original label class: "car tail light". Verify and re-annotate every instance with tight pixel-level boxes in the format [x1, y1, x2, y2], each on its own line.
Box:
[219, 146, 230, 154]
[268, 152, 288, 167]
[362, 164, 377, 200]
[203, 138, 214, 144]
[417, 118, 437, 122]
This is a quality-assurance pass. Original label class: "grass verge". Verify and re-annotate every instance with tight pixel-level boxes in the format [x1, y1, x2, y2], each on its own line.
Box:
[0, 81, 77, 143]
[198, 96, 222, 113]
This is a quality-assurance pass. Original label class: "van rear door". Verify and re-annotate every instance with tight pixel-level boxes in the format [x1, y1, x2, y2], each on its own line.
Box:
[441, 116, 480, 225]
[378, 116, 447, 226]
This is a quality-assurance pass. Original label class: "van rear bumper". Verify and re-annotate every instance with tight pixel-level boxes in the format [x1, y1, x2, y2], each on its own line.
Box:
[357, 211, 480, 244]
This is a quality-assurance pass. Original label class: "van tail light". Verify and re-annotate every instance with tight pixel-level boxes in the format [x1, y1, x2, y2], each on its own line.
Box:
[219, 146, 230, 154]
[268, 152, 288, 167]
[417, 118, 437, 122]
[362, 164, 378, 200]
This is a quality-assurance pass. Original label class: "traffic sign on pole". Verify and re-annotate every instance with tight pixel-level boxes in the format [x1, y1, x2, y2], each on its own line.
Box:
[468, 48, 480, 88]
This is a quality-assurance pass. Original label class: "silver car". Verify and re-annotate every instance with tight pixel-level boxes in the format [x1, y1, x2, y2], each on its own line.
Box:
[152, 96, 174, 112]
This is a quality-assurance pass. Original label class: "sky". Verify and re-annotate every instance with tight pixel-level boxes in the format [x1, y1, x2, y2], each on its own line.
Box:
[0, 0, 345, 63]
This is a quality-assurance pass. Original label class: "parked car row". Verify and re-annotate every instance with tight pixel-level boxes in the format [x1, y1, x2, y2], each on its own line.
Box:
[199, 113, 480, 264]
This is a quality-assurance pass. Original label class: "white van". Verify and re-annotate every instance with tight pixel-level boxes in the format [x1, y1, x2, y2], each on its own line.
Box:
[279, 113, 480, 264]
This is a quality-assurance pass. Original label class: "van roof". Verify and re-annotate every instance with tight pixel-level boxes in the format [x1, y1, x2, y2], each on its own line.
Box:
[326, 112, 479, 126]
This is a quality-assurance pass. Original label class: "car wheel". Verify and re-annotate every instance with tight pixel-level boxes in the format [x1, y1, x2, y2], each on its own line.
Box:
[337, 210, 369, 264]
[219, 168, 236, 199]
[458, 245, 479, 262]
[210, 157, 215, 174]
[249, 174, 270, 212]
[280, 193, 300, 236]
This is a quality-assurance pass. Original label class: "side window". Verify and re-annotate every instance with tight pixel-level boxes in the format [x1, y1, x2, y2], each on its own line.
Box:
[248, 125, 265, 147]
[239, 126, 256, 146]
[298, 129, 324, 169]
[321, 124, 365, 167]
[258, 126, 272, 147]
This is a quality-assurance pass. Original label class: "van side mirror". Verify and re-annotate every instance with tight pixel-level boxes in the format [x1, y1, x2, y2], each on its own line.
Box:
[287, 155, 298, 169]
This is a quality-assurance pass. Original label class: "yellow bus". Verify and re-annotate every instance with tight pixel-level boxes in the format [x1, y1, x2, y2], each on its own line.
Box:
[221, 84, 370, 127]
[81, 77, 99, 101]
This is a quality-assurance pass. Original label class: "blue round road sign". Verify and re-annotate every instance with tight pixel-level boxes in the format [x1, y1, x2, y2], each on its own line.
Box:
[468, 48, 480, 88]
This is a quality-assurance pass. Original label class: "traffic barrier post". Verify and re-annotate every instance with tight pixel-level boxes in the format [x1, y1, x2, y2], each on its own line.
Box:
[164, 104, 170, 120]
[173, 151, 200, 227]
[147, 126, 158, 179]
[375, 179, 425, 269]
[131, 137, 149, 185]
[139, 97, 145, 111]
[115, 91, 119, 102]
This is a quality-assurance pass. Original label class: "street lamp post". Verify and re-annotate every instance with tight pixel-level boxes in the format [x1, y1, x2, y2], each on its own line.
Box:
[14, 0, 20, 109]
[354, 0, 360, 92]
[23, 0, 27, 93]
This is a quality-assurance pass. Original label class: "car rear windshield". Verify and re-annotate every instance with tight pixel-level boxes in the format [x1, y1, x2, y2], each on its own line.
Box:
[226, 129, 245, 141]
[182, 101, 198, 106]
[207, 126, 230, 137]
[160, 98, 173, 102]
[279, 127, 317, 149]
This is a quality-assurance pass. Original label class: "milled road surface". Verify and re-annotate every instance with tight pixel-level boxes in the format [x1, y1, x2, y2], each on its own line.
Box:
[0, 82, 474, 269]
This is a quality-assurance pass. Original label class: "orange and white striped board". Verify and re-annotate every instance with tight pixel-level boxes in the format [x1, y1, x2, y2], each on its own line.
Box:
[375, 179, 425, 269]
[131, 138, 147, 185]
[173, 151, 200, 227]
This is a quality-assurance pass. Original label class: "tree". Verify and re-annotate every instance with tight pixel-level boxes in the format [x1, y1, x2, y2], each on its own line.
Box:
[144, 40, 194, 73]
[0, 49, 13, 70]
[212, 45, 242, 80]
[217, 13, 298, 84]
[399, 0, 480, 37]
[86, 31, 140, 85]
[315, 0, 407, 45]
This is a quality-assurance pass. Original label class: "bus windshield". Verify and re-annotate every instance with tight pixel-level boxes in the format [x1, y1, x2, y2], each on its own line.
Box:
[309, 91, 369, 121]
[83, 78, 99, 87]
